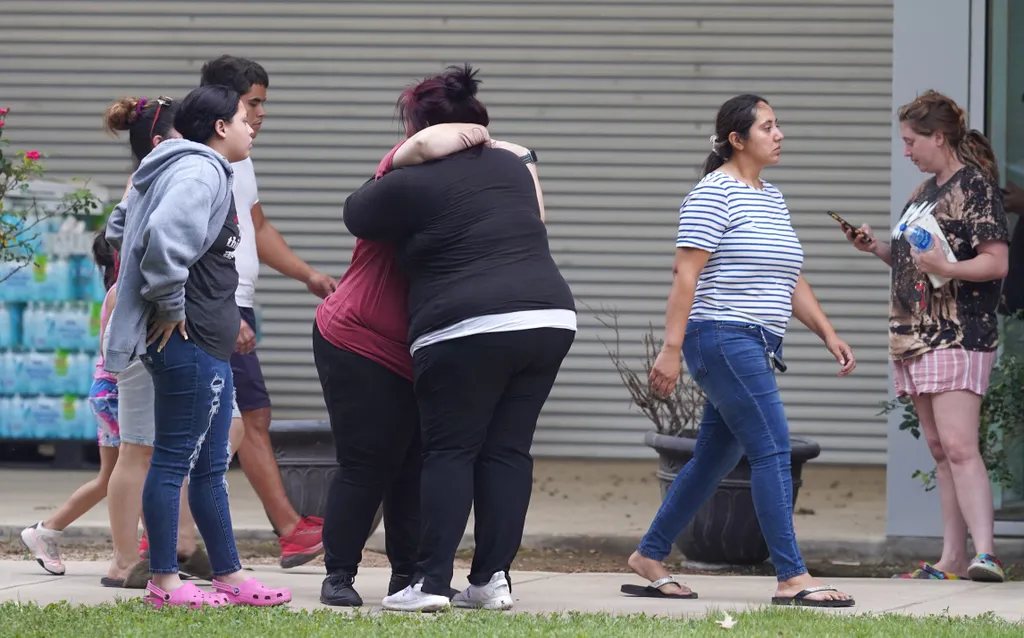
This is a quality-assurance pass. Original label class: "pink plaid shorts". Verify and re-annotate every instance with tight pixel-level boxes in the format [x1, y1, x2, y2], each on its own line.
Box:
[892, 347, 997, 397]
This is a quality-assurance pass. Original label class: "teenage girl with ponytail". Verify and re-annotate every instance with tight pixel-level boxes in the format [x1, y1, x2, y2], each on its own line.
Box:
[845, 90, 1010, 582]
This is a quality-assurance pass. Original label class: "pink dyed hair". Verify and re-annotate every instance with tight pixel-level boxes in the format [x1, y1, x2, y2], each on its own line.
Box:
[397, 64, 489, 137]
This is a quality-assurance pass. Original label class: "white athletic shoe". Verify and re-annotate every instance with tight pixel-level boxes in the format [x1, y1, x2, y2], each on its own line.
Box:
[20, 522, 66, 575]
[452, 571, 514, 610]
[382, 581, 451, 613]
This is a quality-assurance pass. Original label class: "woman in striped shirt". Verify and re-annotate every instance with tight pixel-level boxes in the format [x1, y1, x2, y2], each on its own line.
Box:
[627, 94, 857, 607]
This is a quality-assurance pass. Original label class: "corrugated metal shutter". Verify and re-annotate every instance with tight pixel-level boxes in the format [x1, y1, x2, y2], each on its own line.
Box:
[0, 0, 893, 464]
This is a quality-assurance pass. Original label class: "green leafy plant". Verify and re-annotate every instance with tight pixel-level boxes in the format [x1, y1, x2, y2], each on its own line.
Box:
[1, 106, 101, 282]
[881, 324, 1024, 492]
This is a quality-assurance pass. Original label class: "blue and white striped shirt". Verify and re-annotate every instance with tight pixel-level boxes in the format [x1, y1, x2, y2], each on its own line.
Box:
[676, 171, 803, 337]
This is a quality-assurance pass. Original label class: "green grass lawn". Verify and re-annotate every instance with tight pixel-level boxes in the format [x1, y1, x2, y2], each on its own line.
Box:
[0, 601, 1020, 638]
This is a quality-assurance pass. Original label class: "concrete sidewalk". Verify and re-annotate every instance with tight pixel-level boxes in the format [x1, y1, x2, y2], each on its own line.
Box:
[0, 561, 1021, 620]
[0, 461, 888, 558]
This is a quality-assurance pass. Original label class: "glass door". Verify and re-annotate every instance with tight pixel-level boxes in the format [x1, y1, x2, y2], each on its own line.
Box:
[986, 0, 1024, 523]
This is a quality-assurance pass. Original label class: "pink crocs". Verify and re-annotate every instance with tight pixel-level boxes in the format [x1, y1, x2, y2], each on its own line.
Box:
[145, 581, 229, 609]
[212, 577, 292, 607]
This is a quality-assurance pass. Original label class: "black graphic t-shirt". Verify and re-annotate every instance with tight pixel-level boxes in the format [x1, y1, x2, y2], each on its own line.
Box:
[889, 167, 1009, 359]
[185, 198, 241, 361]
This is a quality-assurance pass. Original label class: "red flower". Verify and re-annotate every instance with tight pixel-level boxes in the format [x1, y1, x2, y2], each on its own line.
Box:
[24, 151, 41, 161]
[0, 121, 5, 128]
[0, 107, 8, 116]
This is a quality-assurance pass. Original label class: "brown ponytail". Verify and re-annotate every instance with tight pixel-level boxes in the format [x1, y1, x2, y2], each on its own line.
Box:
[958, 129, 999, 184]
[103, 97, 142, 134]
[102, 96, 178, 166]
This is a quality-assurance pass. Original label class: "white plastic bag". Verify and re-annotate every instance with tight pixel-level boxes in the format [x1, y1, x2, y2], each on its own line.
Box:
[893, 201, 957, 288]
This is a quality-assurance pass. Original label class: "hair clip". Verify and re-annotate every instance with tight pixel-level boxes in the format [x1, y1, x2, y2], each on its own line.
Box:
[709, 134, 719, 148]
[136, 97, 148, 115]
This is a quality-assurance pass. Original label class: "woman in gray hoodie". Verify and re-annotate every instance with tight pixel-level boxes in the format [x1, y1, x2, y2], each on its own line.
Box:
[104, 85, 289, 609]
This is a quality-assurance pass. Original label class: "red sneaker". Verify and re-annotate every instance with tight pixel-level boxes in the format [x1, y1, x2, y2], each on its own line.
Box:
[278, 515, 324, 568]
[139, 532, 149, 558]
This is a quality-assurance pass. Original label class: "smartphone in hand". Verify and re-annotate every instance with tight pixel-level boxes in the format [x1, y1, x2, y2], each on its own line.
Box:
[827, 210, 864, 238]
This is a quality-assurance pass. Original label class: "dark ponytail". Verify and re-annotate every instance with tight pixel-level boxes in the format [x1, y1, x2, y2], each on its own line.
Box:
[699, 94, 768, 179]
[91, 227, 117, 291]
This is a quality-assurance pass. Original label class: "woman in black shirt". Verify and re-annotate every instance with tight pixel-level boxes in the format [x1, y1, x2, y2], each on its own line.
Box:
[344, 64, 576, 613]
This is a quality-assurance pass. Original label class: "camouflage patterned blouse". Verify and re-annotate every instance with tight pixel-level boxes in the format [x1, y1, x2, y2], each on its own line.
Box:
[889, 166, 1009, 360]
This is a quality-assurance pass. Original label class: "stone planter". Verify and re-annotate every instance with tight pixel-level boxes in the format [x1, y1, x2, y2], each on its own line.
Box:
[268, 420, 382, 540]
[645, 430, 820, 565]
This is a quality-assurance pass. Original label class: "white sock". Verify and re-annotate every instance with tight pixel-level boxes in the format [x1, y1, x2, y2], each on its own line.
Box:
[38, 521, 62, 536]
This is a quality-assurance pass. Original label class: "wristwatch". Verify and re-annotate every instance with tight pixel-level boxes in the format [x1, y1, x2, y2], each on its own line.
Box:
[519, 149, 538, 165]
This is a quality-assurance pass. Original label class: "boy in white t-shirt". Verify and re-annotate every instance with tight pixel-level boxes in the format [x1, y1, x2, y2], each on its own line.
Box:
[201, 56, 336, 568]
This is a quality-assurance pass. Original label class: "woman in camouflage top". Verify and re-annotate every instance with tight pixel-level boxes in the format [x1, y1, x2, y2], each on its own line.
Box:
[846, 91, 1009, 583]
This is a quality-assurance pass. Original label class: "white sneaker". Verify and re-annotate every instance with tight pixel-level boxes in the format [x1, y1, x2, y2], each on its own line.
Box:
[20, 522, 65, 575]
[382, 581, 451, 613]
[453, 571, 514, 610]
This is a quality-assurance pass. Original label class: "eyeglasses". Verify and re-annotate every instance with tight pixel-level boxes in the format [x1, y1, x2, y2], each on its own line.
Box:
[149, 95, 174, 139]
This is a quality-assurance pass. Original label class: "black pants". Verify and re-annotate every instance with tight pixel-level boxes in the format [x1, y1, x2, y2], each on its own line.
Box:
[413, 328, 575, 596]
[312, 323, 421, 577]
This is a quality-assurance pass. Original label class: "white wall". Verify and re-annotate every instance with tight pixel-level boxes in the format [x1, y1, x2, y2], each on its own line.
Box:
[886, 0, 975, 537]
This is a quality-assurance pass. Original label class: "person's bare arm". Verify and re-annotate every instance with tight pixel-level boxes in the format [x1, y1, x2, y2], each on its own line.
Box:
[914, 239, 1009, 282]
[647, 248, 709, 397]
[252, 203, 336, 298]
[392, 123, 490, 169]
[791, 274, 855, 376]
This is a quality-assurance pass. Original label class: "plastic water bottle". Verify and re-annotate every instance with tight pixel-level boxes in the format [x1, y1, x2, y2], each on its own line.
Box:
[32, 396, 60, 439]
[901, 224, 933, 251]
[52, 257, 73, 302]
[0, 350, 15, 395]
[2, 261, 32, 302]
[12, 353, 29, 395]
[10, 394, 29, 438]
[80, 397, 95, 440]
[55, 302, 88, 351]
[0, 396, 10, 438]
[86, 302, 102, 352]
[76, 352, 93, 396]
[0, 303, 12, 348]
[25, 352, 54, 396]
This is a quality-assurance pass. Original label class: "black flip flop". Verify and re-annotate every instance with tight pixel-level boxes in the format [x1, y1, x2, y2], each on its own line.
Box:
[772, 585, 855, 608]
[99, 577, 124, 588]
[620, 576, 698, 599]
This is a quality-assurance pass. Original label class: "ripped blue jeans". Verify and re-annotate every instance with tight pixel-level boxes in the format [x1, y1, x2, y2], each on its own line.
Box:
[141, 331, 240, 576]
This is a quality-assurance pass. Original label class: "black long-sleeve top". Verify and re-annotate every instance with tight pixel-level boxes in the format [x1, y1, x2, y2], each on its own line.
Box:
[343, 146, 575, 343]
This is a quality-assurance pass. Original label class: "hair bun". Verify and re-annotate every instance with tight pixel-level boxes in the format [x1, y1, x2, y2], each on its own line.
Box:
[103, 97, 142, 134]
[443, 64, 481, 100]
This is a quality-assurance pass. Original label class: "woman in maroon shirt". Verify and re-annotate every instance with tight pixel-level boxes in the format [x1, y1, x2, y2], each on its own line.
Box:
[312, 122, 490, 607]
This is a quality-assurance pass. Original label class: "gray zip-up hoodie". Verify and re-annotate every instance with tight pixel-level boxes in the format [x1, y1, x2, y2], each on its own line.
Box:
[103, 139, 235, 373]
